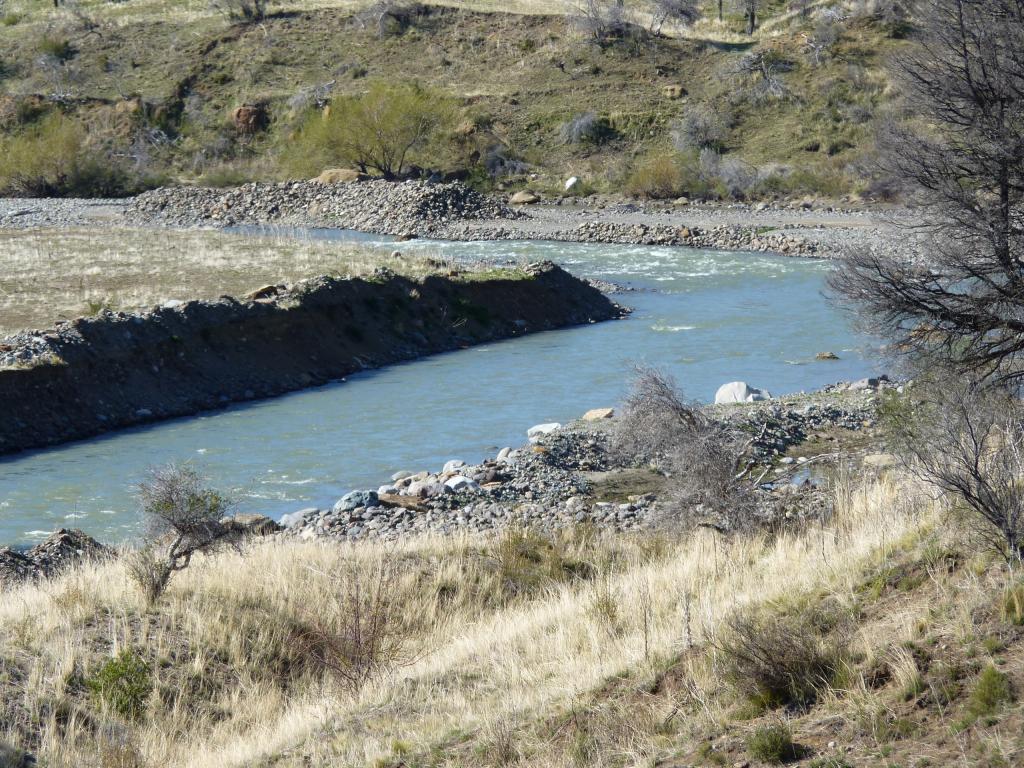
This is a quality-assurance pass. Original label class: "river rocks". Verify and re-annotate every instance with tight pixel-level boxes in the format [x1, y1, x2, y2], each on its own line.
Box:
[582, 407, 615, 421]
[510, 190, 540, 205]
[124, 180, 523, 237]
[225, 514, 282, 536]
[715, 381, 772, 404]
[445, 475, 480, 492]
[0, 529, 108, 587]
[528, 423, 562, 441]
[334, 490, 379, 513]
[313, 168, 362, 184]
[816, 351, 840, 361]
[443, 459, 466, 473]
[280, 507, 320, 528]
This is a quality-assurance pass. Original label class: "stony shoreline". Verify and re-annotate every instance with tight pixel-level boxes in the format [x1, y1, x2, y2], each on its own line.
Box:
[0, 180, 916, 260]
[0, 377, 894, 589]
[276, 377, 892, 543]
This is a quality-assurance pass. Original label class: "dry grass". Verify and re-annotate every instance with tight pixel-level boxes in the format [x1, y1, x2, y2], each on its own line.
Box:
[0, 227, 461, 334]
[0, 471, 945, 767]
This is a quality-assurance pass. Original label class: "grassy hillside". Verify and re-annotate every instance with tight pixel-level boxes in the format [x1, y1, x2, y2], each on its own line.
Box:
[3, 470, 1023, 767]
[0, 0, 906, 199]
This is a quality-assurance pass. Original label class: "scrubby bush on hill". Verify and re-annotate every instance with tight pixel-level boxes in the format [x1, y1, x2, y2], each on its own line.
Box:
[0, 113, 146, 197]
[285, 81, 456, 180]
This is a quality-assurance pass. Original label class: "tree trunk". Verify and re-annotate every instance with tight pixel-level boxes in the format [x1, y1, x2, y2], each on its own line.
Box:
[718, 0, 723, 22]
[746, 9, 756, 34]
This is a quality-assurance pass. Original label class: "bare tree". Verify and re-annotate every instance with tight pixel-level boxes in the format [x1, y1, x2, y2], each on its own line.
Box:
[735, 0, 760, 34]
[127, 464, 238, 604]
[572, 0, 633, 42]
[884, 376, 1024, 562]
[649, 0, 700, 35]
[829, 0, 1024, 383]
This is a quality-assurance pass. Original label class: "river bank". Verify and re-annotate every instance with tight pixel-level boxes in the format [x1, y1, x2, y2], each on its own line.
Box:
[0, 180, 915, 260]
[0, 261, 624, 456]
[0, 377, 894, 588]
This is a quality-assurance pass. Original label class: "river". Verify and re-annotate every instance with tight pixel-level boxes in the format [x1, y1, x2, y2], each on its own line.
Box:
[0, 235, 877, 545]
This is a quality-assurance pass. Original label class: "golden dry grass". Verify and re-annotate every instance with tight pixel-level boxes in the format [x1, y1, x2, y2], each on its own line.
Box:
[0, 471, 948, 767]
[0, 227, 460, 334]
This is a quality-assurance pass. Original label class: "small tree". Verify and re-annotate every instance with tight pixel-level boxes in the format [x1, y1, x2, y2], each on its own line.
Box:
[883, 376, 1024, 563]
[296, 81, 455, 180]
[671, 104, 728, 152]
[128, 464, 237, 604]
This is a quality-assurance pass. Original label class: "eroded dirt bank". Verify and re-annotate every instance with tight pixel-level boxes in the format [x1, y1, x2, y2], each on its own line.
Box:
[0, 262, 624, 455]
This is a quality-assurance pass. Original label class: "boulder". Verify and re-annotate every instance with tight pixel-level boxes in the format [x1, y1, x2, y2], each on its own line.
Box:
[564, 176, 580, 192]
[661, 84, 687, 99]
[334, 490, 379, 513]
[390, 470, 414, 482]
[582, 407, 615, 421]
[313, 168, 363, 185]
[443, 459, 466, 474]
[510, 190, 540, 205]
[527, 422, 561, 441]
[378, 493, 427, 512]
[850, 375, 890, 391]
[28, 529, 108, 577]
[714, 382, 772, 405]
[815, 351, 840, 361]
[280, 507, 319, 529]
[225, 514, 282, 536]
[231, 103, 268, 134]
[445, 475, 481, 493]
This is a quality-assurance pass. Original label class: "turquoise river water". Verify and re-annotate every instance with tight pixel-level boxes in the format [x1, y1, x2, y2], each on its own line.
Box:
[0, 235, 878, 545]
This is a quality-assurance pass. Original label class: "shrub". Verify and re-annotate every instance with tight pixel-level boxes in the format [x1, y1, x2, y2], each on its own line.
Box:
[86, 649, 152, 721]
[967, 665, 1013, 718]
[671, 105, 728, 152]
[559, 112, 615, 146]
[286, 81, 455, 179]
[624, 154, 685, 199]
[37, 36, 73, 61]
[615, 367, 757, 531]
[1, 12, 22, 25]
[211, 0, 267, 22]
[0, 114, 142, 197]
[128, 464, 238, 605]
[354, 1, 427, 38]
[718, 603, 846, 709]
[1001, 582, 1024, 626]
[747, 722, 797, 764]
[298, 559, 414, 693]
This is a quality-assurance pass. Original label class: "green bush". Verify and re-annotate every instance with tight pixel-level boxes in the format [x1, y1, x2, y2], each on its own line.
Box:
[747, 722, 797, 764]
[284, 81, 456, 179]
[86, 649, 153, 721]
[0, 114, 146, 197]
[37, 36, 74, 61]
[967, 665, 1013, 719]
[1, 12, 22, 25]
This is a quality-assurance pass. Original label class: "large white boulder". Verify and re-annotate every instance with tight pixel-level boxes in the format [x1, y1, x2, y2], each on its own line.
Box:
[715, 381, 772, 404]
[527, 423, 561, 442]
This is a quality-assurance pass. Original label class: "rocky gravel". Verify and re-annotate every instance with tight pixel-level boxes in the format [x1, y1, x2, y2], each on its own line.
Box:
[0, 529, 108, 586]
[0, 182, 916, 261]
[280, 380, 890, 543]
[125, 180, 523, 236]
